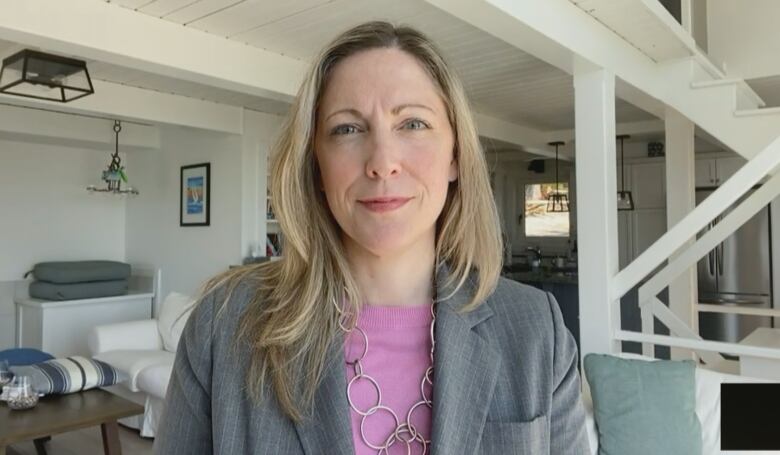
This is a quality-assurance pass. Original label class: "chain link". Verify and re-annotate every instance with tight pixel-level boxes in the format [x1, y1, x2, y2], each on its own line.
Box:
[343, 301, 436, 455]
[109, 120, 122, 172]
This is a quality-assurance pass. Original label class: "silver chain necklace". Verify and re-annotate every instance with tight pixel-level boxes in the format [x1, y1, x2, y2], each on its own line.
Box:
[342, 300, 436, 455]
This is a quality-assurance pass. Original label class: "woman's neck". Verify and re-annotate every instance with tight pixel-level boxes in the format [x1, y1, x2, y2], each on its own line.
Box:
[344, 235, 436, 308]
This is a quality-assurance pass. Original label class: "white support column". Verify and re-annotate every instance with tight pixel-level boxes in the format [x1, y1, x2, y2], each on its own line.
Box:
[665, 107, 698, 360]
[680, 0, 693, 34]
[574, 61, 620, 358]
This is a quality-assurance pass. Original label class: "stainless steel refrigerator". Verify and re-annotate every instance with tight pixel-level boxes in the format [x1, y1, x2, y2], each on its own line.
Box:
[696, 187, 773, 344]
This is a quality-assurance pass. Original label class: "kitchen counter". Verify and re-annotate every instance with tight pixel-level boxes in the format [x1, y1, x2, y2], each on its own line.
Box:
[503, 269, 578, 285]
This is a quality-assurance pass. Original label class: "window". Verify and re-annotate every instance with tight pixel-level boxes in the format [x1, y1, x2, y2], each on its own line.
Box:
[524, 183, 570, 237]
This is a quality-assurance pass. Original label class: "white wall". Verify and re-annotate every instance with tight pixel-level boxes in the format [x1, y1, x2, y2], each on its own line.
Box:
[707, 0, 780, 79]
[124, 126, 244, 307]
[692, 0, 708, 52]
[0, 138, 127, 281]
[0, 136, 130, 349]
[241, 110, 285, 259]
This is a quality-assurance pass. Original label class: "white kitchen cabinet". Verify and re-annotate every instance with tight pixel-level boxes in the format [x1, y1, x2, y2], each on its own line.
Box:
[632, 208, 667, 258]
[616, 160, 666, 267]
[695, 158, 716, 187]
[696, 156, 746, 187]
[631, 162, 666, 209]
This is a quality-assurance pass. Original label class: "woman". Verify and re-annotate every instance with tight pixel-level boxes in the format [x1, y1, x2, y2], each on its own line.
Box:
[154, 21, 589, 455]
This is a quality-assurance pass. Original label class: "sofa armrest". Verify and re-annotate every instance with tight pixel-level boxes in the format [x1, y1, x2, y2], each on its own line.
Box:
[88, 319, 163, 355]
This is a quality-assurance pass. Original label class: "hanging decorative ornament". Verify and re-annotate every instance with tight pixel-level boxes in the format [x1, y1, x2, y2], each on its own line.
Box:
[86, 120, 138, 195]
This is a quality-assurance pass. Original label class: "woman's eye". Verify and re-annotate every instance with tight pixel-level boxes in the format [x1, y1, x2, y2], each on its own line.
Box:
[331, 124, 359, 135]
[403, 119, 429, 130]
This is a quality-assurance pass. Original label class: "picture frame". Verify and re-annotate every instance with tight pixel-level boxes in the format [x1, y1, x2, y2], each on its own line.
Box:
[180, 163, 210, 227]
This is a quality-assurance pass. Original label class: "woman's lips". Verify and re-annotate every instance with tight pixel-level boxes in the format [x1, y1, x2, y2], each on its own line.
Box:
[357, 197, 412, 213]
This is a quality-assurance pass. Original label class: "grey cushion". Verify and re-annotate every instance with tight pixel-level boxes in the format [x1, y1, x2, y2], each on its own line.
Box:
[29, 279, 128, 301]
[30, 261, 131, 284]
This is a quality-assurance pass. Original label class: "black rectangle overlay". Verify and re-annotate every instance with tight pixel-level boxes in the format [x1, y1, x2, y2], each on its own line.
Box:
[722, 383, 780, 450]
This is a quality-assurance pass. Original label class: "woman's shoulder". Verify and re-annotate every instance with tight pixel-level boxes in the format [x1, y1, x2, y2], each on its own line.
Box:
[489, 276, 558, 325]
[187, 271, 267, 342]
[483, 276, 574, 351]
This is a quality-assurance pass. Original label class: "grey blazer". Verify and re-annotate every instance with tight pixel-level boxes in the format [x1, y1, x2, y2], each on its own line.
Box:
[154, 264, 591, 454]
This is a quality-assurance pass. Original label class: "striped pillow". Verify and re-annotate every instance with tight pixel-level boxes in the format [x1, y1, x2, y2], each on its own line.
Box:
[10, 356, 124, 395]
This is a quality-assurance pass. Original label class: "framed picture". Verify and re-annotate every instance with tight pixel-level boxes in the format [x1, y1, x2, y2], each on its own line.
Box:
[180, 163, 210, 226]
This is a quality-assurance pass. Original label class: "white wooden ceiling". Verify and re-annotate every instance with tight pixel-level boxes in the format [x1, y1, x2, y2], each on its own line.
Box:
[2, 0, 657, 130]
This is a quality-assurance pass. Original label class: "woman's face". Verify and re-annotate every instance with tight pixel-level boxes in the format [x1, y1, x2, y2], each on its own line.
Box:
[314, 48, 457, 258]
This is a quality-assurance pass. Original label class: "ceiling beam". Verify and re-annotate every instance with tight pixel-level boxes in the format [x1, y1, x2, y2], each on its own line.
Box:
[547, 119, 666, 144]
[0, 79, 243, 134]
[0, 102, 160, 151]
[473, 113, 561, 159]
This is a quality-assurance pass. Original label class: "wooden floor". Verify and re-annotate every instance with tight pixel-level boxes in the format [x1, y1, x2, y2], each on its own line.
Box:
[7, 425, 153, 455]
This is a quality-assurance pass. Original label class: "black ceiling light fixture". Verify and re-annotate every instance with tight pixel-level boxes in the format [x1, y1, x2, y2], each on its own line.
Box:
[546, 141, 569, 213]
[0, 49, 94, 102]
[617, 134, 635, 211]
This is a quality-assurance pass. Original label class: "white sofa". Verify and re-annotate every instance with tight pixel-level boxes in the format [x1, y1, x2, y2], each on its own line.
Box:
[582, 353, 775, 455]
[88, 292, 195, 438]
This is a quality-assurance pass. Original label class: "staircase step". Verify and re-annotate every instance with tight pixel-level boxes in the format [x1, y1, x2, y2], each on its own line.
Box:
[691, 78, 743, 88]
[735, 106, 780, 117]
[691, 79, 766, 110]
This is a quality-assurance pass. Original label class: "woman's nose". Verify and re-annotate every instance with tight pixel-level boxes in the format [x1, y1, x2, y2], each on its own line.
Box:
[365, 130, 401, 179]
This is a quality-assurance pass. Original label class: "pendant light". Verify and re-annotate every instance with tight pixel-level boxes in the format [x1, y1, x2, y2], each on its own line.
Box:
[0, 49, 94, 102]
[546, 141, 569, 213]
[86, 120, 139, 195]
[617, 134, 634, 211]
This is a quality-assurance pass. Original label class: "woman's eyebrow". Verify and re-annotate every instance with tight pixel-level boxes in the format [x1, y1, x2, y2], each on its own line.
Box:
[392, 103, 435, 115]
[324, 103, 435, 122]
[324, 108, 363, 122]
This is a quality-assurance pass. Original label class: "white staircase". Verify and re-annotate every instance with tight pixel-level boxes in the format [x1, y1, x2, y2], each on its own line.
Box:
[567, 0, 780, 372]
[428, 0, 780, 370]
[679, 58, 780, 159]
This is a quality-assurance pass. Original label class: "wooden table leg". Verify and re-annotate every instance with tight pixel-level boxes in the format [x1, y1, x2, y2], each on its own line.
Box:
[101, 420, 122, 455]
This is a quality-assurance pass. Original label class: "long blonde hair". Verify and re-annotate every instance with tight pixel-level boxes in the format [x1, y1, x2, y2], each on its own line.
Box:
[201, 21, 503, 422]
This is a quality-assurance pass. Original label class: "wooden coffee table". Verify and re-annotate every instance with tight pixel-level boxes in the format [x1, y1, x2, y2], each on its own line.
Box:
[0, 388, 143, 455]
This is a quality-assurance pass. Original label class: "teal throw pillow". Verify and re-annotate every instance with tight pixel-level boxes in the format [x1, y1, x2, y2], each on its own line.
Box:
[583, 353, 702, 455]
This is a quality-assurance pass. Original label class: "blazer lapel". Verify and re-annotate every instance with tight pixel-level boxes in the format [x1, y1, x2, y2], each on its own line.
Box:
[430, 263, 501, 455]
[292, 339, 355, 455]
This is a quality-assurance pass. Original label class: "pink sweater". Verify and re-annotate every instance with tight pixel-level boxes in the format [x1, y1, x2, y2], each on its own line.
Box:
[344, 302, 434, 454]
